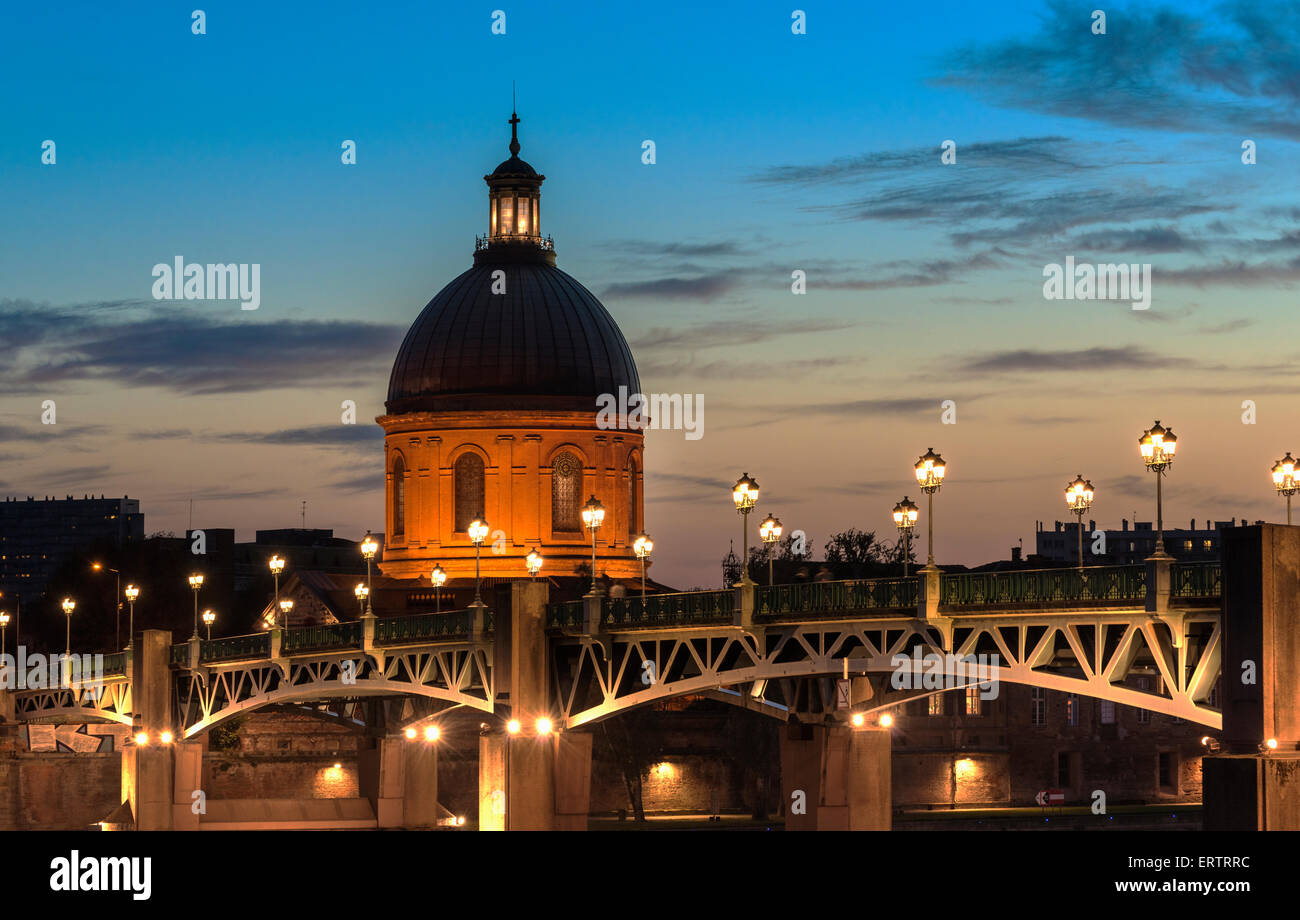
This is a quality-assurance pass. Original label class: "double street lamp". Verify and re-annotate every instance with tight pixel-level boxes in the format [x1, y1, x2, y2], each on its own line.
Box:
[632, 533, 653, 599]
[732, 473, 760, 586]
[124, 584, 140, 650]
[468, 517, 490, 605]
[758, 515, 782, 586]
[269, 555, 286, 608]
[1065, 475, 1095, 569]
[202, 609, 216, 640]
[0, 610, 9, 658]
[187, 574, 204, 639]
[354, 583, 369, 617]
[430, 564, 446, 613]
[1272, 453, 1298, 524]
[279, 599, 294, 628]
[892, 497, 919, 577]
[360, 533, 379, 618]
[581, 497, 605, 595]
[526, 548, 543, 578]
[61, 597, 75, 657]
[1138, 421, 1177, 556]
[914, 449, 946, 569]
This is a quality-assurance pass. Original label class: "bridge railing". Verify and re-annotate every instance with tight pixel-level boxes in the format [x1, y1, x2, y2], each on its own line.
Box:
[199, 633, 273, 664]
[756, 577, 917, 617]
[939, 564, 1147, 608]
[604, 590, 735, 627]
[374, 609, 476, 644]
[101, 652, 127, 676]
[1171, 560, 1221, 598]
[546, 600, 586, 630]
[282, 621, 363, 654]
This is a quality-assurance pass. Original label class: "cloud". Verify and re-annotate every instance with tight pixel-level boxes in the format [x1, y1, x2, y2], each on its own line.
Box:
[600, 273, 740, 301]
[631, 318, 852, 354]
[0, 298, 404, 395]
[1070, 226, 1205, 254]
[217, 426, 384, 447]
[960, 346, 1176, 374]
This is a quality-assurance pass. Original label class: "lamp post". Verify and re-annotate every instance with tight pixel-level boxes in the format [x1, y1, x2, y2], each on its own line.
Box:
[123, 584, 139, 650]
[1065, 475, 1095, 569]
[581, 497, 606, 595]
[430, 564, 446, 613]
[187, 574, 204, 639]
[526, 548, 543, 578]
[632, 533, 653, 599]
[468, 517, 490, 605]
[61, 597, 75, 658]
[731, 474, 760, 585]
[914, 449, 946, 570]
[202, 609, 216, 640]
[1138, 421, 1176, 557]
[360, 532, 378, 618]
[1272, 452, 1298, 525]
[758, 515, 782, 586]
[0, 610, 9, 659]
[354, 583, 369, 617]
[269, 555, 285, 609]
[91, 563, 121, 649]
[892, 497, 919, 577]
[279, 599, 294, 629]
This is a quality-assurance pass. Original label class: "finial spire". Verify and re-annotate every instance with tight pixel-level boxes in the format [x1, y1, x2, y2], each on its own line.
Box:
[508, 110, 520, 157]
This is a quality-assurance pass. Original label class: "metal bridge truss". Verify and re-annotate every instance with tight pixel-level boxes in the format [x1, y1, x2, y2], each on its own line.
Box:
[12, 676, 134, 727]
[553, 610, 1222, 729]
[174, 644, 494, 738]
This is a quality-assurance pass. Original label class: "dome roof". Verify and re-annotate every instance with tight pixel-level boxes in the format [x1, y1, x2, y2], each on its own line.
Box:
[487, 154, 539, 180]
[386, 253, 641, 414]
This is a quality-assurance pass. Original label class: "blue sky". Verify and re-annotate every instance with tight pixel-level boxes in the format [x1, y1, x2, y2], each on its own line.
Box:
[3, 1, 1300, 588]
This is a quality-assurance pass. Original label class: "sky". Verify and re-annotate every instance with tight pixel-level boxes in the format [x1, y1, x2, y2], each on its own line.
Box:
[3, 0, 1300, 589]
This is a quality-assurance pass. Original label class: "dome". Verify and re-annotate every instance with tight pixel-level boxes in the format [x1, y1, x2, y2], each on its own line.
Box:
[386, 255, 640, 414]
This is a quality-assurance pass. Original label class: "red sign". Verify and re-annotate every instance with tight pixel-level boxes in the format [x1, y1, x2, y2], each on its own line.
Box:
[1034, 789, 1065, 806]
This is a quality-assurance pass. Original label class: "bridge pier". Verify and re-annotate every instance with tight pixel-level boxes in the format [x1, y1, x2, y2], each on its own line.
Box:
[781, 720, 891, 830]
[359, 735, 440, 828]
[121, 629, 174, 830]
[1204, 524, 1300, 830]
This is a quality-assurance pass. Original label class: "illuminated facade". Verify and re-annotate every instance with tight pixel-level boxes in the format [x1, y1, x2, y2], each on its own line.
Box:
[378, 114, 645, 584]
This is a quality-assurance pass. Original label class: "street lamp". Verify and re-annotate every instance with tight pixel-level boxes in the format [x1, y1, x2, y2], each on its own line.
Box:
[0, 610, 9, 659]
[354, 583, 369, 617]
[892, 497, 919, 577]
[61, 597, 75, 657]
[269, 555, 286, 609]
[1138, 420, 1176, 556]
[581, 497, 605, 595]
[201, 609, 216, 640]
[632, 533, 653, 599]
[731, 473, 760, 585]
[187, 574, 204, 639]
[360, 532, 378, 618]
[1065, 475, 1095, 569]
[1272, 453, 1298, 525]
[278, 599, 294, 629]
[758, 515, 782, 586]
[526, 548, 543, 578]
[91, 563, 121, 649]
[914, 449, 946, 569]
[468, 517, 490, 605]
[430, 564, 446, 613]
[124, 584, 140, 650]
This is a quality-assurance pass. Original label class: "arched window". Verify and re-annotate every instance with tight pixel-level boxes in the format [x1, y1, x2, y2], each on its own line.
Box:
[551, 452, 582, 532]
[454, 452, 484, 533]
[627, 457, 640, 539]
[391, 454, 406, 538]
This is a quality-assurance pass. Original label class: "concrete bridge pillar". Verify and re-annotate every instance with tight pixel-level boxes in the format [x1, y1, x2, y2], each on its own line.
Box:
[359, 735, 439, 828]
[1205, 524, 1300, 830]
[479, 580, 592, 830]
[121, 629, 174, 830]
[780, 720, 891, 830]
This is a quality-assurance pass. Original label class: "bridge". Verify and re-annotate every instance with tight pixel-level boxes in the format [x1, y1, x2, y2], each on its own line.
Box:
[3, 529, 1295, 831]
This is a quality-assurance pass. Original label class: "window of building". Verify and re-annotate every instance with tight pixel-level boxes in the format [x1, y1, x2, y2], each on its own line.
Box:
[516, 197, 530, 235]
[1203, 539, 1213, 552]
[391, 454, 406, 538]
[1031, 687, 1046, 725]
[551, 452, 582, 532]
[1135, 678, 1151, 723]
[1159, 751, 1179, 793]
[454, 452, 485, 533]
[965, 685, 981, 716]
[1099, 700, 1116, 724]
[928, 694, 944, 716]
[498, 197, 514, 235]
[1065, 694, 1079, 727]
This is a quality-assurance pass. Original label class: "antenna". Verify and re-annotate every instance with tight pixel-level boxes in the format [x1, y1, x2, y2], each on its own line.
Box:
[188, 496, 193, 532]
[301, 501, 307, 529]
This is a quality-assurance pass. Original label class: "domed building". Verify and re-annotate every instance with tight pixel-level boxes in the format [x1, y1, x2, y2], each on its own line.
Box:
[377, 113, 646, 588]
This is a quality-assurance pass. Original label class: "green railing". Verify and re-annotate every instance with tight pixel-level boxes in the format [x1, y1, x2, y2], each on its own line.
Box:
[756, 578, 918, 617]
[546, 600, 586, 630]
[1171, 561, 1221, 598]
[940, 565, 1146, 608]
[604, 590, 735, 627]
[375, 610, 475, 644]
[171, 643, 188, 666]
[282, 621, 362, 654]
[199, 633, 272, 664]
[101, 652, 126, 676]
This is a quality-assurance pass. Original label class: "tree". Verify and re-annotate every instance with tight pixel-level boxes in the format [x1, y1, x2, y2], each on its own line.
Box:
[823, 528, 889, 579]
[597, 708, 664, 821]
